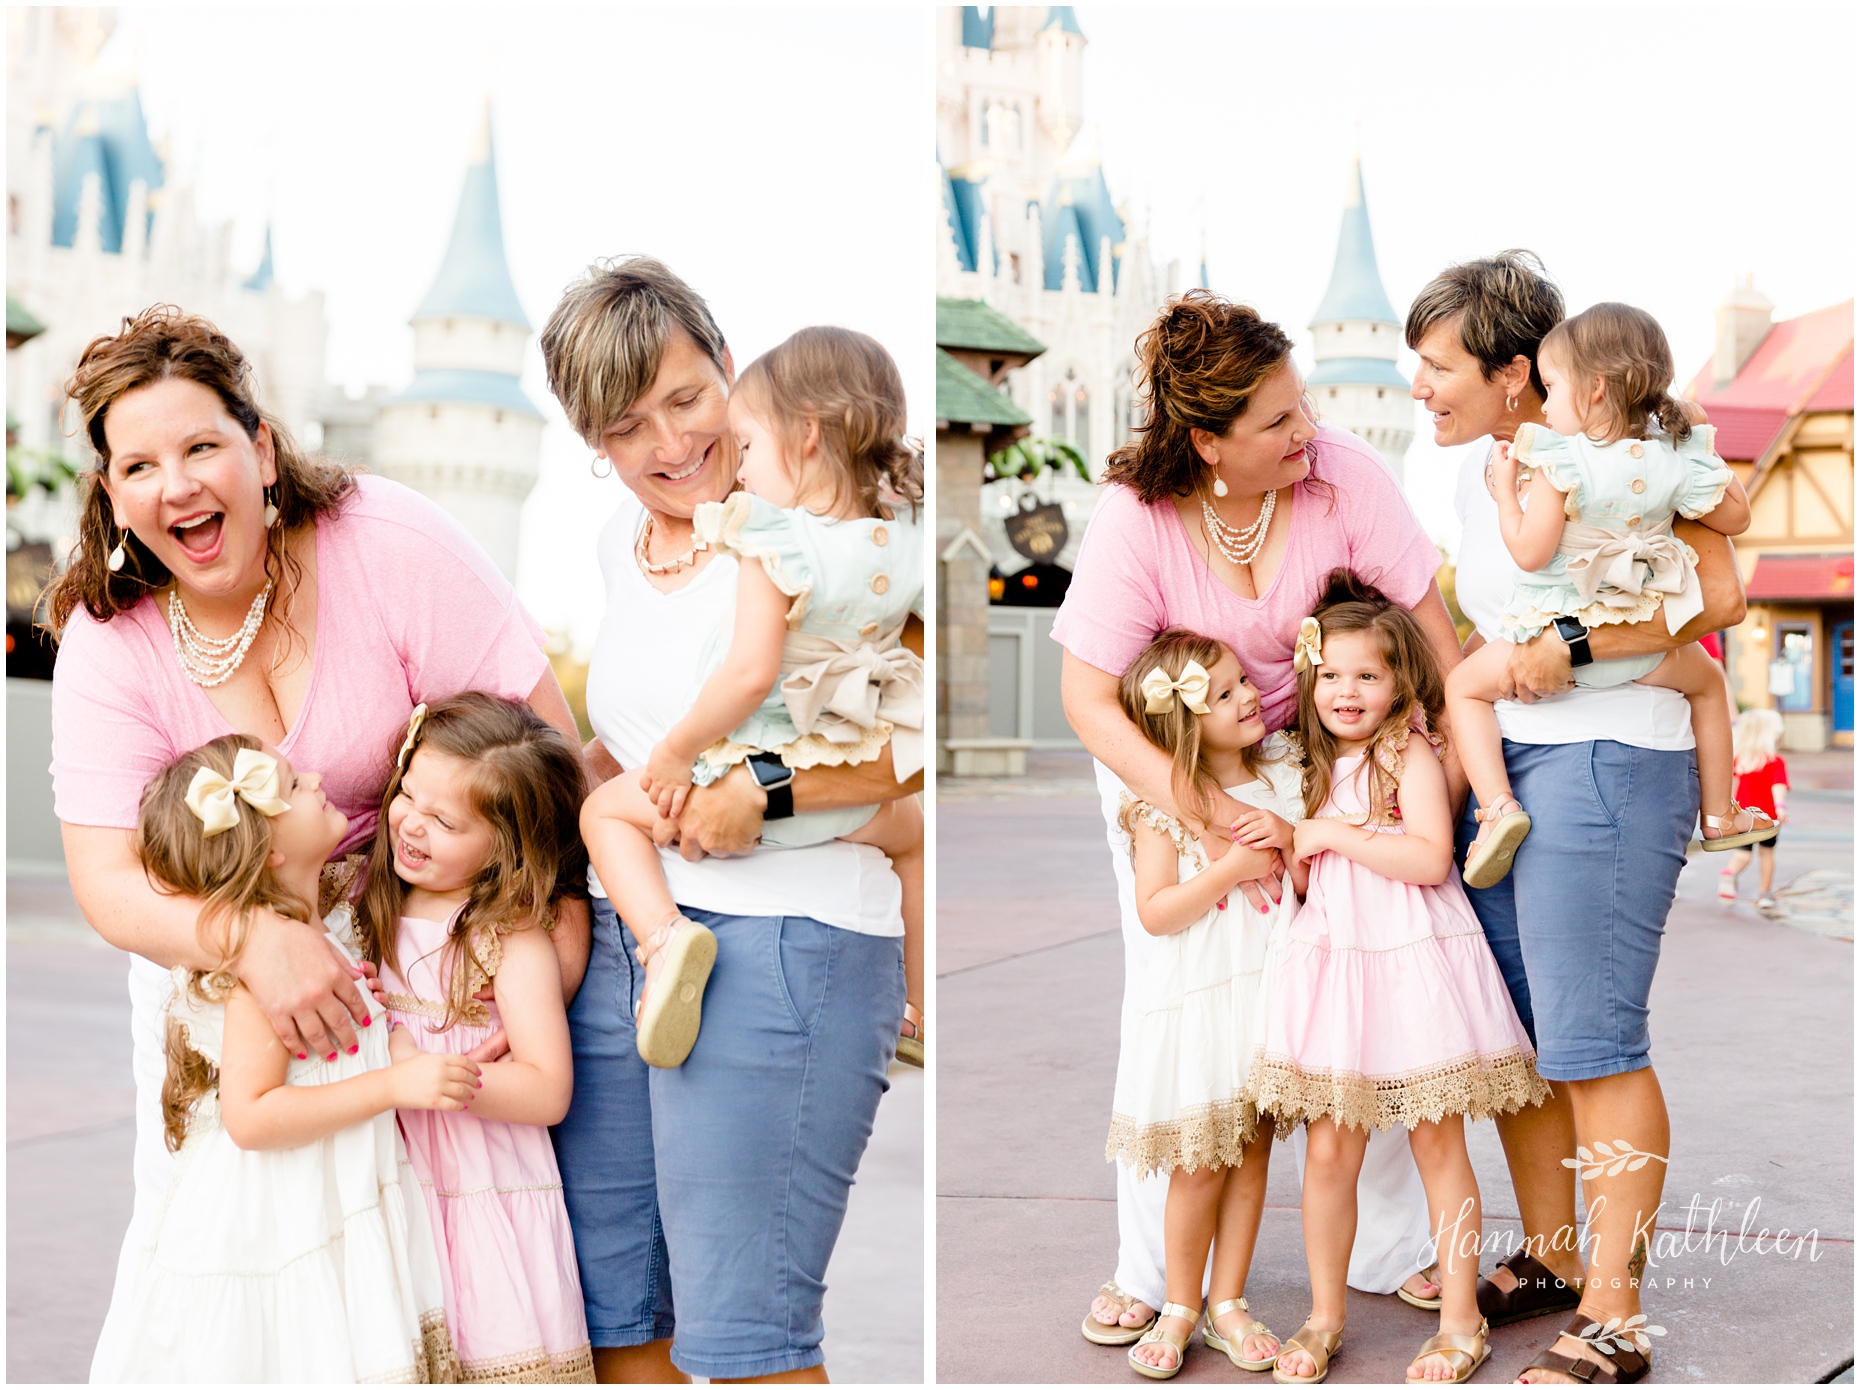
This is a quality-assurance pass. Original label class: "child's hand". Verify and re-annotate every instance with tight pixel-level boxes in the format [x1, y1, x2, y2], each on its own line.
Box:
[640, 742, 695, 820]
[1292, 818, 1335, 864]
[1230, 805, 1294, 854]
[387, 1021, 419, 1064]
[389, 1048, 481, 1113]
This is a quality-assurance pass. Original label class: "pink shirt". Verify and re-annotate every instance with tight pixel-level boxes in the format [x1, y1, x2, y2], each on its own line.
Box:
[51, 474, 549, 856]
[1051, 427, 1440, 732]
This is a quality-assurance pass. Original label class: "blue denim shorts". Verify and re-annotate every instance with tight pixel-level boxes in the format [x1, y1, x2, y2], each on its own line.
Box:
[652, 909, 903, 1379]
[1457, 739, 1697, 1082]
[550, 897, 675, 1348]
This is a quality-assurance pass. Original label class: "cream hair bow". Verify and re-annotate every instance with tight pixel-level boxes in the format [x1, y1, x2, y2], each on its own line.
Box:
[185, 749, 292, 837]
[396, 703, 428, 773]
[1140, 660, 1212, 715]
[1293, 617, 1325, 672]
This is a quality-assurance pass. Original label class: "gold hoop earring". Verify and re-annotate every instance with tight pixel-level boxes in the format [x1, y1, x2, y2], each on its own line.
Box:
[1506, 396, 1518, 413]
[590, 455, 613, 480]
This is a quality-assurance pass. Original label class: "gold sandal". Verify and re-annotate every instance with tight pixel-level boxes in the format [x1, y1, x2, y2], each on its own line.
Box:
[1201, 1296, 1279, 1371]
[1397, 1262, 1444, 1311]
[1127, 1301, 1198, 1380]
[1404, 1318, 1489, 1383]
[896, 1003, 925, 1069]
[1464, 798, 1531, 889]
[1082, 1281, 1156, 1346]
[1699, 802, 1778, 852]
[1272, 1321, 1343, 1385]
[634, 915, 717, 1069]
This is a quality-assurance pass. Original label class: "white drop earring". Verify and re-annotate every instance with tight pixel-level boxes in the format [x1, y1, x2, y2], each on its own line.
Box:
[108, 526, 127, 572]
[262, 485, 280, 528]
[1212, 472, 1229, 498]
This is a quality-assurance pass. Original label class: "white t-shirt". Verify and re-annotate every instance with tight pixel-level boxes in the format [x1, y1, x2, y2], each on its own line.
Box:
[1453, 440, 1693, 750]
[583, 489, 904, 937]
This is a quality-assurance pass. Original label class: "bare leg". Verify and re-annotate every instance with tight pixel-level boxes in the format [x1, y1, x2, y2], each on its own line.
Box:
[1445, 641, 1523, 818]
[593, 1340, 688, 1383]
[1491, 1082, 1585, 1290]
[1405, 1117, 1484, 1381]
[1517, 1068, 1670, 1384]
[1757, 844, 1776, 896]
[1276, 1118, 1368, 1380]
[1130, 1164, 1225, 1372]
[713, 1369, 829, 1384]
[580, 772, 682, 1007]
[1207, 1118, 1282, 1364]
[841, 796, 924, 1028]
[1722, 846, 1752, 898]
[1636, 646, 1769, 841]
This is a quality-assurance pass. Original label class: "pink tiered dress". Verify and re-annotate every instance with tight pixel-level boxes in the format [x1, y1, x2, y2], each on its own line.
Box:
[382, 913, 594, 1383]
[1252, 745, 1550, 1133]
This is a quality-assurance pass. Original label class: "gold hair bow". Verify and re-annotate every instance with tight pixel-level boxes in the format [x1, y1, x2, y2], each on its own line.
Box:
[396, 703, 428, 773]
[1293, 617, 1325, 672]
[184, 749, 292, 837]
[1140, 660, 1212, 716]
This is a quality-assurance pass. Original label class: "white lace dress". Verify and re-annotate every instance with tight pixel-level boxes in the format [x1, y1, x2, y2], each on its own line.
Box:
[89, 908, 457, 1384]
[1106, 748, 1304, 1177]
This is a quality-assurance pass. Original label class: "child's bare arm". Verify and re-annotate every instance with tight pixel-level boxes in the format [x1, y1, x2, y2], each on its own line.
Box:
[1131, 821, 1256, 934]
[1496, 463, 1568, 574]
[218, 987, 478, 1150]
[459, 927, 574, 1126]
[1691, 472, 1750, 536]
[1293, 745, 1455, 886]
[646, 563, 790, 804]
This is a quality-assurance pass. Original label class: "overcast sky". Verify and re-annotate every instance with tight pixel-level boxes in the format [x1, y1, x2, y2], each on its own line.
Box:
[1074, 3, 1855, 554]
[115, 6, 929, 652]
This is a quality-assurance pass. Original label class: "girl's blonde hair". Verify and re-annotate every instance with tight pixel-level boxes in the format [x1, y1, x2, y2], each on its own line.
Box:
[1294, 570, 1445, 823]
[1115, 629, 1264, 837]
[357, 694, 588, 1031]
[732, 326, 923, 521]
[1733, 707, 1785, 776]
[136, 734, 316, 1153]
[1540, 302, 1695, 446]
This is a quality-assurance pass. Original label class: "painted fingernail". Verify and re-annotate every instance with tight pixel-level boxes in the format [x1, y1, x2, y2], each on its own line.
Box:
[326, 1052, 338, 1062]
[297, 1053, 308, 1061]
[348, 1045, 359, 1056]
[362, 1015, 372, 1027]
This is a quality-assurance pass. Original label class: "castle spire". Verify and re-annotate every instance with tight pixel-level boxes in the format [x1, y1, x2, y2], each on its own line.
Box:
[1309, 153, 1398, 329]
[412, 98, 528, 329]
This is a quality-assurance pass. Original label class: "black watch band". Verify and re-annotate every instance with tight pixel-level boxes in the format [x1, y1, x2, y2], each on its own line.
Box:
[1553, 616, 1594, 668]
[747, 753, 795, 820]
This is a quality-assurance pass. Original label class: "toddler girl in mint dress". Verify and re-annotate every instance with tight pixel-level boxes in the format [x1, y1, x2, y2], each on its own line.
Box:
[1446, 302, 1775, 888]
[580, 326, 926, 1071]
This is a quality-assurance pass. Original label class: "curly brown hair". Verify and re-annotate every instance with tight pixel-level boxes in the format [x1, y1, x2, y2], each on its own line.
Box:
[1102, 291, 1299, 506]
[356, 694, 588, 1032]
[1540, 302, 1696, 445]
[732, 326, 923, 521]
[45, 305, 356, 635]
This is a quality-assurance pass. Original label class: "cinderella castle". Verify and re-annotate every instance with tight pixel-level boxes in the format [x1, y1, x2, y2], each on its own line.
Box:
[936, 5, 1413, 578]
[5, 8, 541, 583]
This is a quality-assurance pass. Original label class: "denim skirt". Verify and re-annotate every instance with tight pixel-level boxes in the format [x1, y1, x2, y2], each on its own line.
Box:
[1456, 739, 1697, 1082]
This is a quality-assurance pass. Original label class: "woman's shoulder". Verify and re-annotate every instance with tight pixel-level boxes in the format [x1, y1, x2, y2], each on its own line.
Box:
[1306, 426, 1414, 511]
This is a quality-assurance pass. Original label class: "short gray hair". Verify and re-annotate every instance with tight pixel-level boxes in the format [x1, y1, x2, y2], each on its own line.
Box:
[1404, 250, 1564, 401]
[539, 256, 728, 445]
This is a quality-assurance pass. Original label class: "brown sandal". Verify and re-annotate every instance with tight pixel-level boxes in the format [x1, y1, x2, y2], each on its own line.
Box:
[1511, 1311, 1653, 1384]
[1477, 1248, 1582, 1327]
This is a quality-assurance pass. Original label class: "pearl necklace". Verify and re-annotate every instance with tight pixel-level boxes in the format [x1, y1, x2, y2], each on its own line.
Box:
[168, 581, 273, 688]
[635, 515, 707, 575]
[1200, 488, 1278, 566]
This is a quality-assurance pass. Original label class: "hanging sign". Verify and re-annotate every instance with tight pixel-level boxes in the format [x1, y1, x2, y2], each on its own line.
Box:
[1004, 498, 1068, 563]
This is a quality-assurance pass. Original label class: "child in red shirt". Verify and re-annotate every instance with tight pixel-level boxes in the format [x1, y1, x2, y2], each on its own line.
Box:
[1720, 708, 1789, 908]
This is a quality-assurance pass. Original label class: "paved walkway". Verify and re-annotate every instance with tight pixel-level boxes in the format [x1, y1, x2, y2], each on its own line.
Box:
[937, 751, 1853, 1384]
[5, 878, 923, 1384]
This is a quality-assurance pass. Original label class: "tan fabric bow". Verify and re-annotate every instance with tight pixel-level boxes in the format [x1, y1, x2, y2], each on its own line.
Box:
[1293, 617, 1326, 672]
[185, 749, 292, 837]
[1556, 520, 1703, 635]
[396, 703, 429, 773]
[780, 631, 927, 782]
[1140, 660, 1211, 715]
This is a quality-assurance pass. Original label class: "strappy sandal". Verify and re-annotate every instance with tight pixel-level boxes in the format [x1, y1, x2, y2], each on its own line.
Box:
[1464, 797, 1532, 889]
[633, 915, 717, 1069]
[1510, 1310, 1652, 1383]
[1699, 802, 1778, 852]
[1201, 1296, 1279, 1371]
[1404, 1318, 1489, 1383]
[1127, 1301, 1198, 1380]
[1082, 1281, 1157, 1346]
[1398, 1262, 1444, 1311]
[1476, 1248, 1582, 1327]
[1272, 1321, 1343, 1385]
[896, 1003, 925, 1070]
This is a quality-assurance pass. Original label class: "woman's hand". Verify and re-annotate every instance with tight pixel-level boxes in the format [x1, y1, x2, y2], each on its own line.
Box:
[387, 1047, 481, 1114]
[641, 741, 694, 820]
[1230, 804, 1295, 854]
[1209, 787, 1285, 911]
[1504, 628, 1577, 704]
[354, 959, 389, 1011]
[657, 762, 765, 860]
[240, 910, 376, 1062]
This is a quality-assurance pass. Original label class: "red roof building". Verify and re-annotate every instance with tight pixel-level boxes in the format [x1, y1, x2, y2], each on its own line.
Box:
[1690, 287, 1854, 748]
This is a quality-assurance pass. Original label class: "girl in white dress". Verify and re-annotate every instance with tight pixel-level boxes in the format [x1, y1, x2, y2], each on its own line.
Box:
[90, 735, 477, 1383]
[581, 326, 926, 1070]
[1108, 629, 1302, 1380]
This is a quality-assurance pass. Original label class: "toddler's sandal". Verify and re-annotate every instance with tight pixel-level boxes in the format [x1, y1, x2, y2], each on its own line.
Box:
[1082, 1280, 1156, 1346]
[1272, 1321, 1342, 1385]
[634, 916, 717, 1069]
[1398, 1263, 1445, 1311]
[1127, 1301, 1199, 1380]
[1699, 803, 1779, 852]
[1202, 1296, 1279, 1371]
[896, 1003, 925, 1070]
[1404, 1318, 1489, 1383]
[1464, 800, 1531, 889]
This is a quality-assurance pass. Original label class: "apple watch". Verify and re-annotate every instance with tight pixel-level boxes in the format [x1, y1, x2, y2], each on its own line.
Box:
[747, 752, 795, 820]
[1552, 616, 1594, 668]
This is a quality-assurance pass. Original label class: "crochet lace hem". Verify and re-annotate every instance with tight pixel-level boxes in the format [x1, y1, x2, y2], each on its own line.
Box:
[1250, 1048, 1551, 1134]
[459, 1341, 595, 1384]
[1106, 1097, 1259, 1178]
[362, 1307, 461, 1384]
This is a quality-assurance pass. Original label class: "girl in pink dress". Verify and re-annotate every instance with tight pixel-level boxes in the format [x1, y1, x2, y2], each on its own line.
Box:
[1252, 571, 1549, 1388]
[357, 694, 595, 1383]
